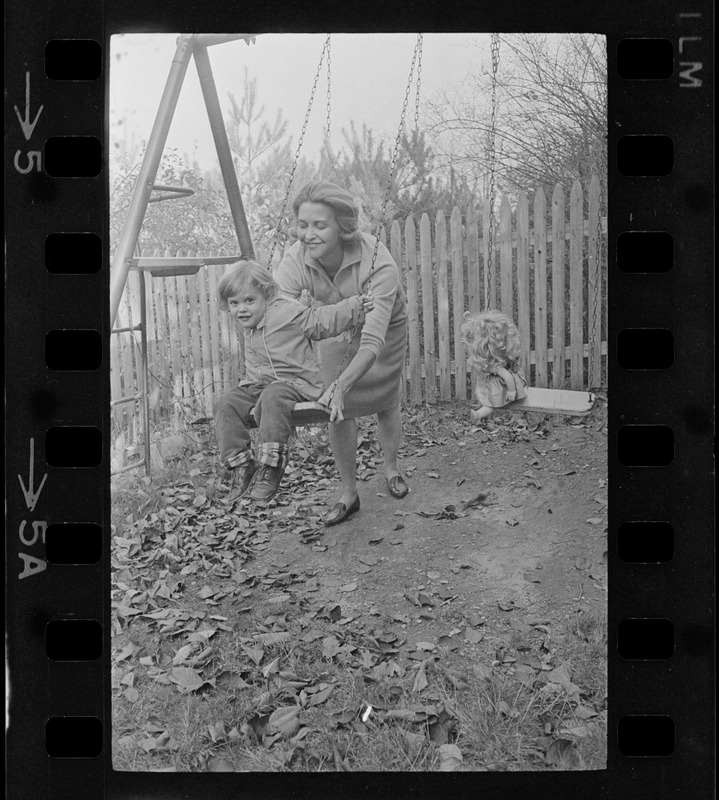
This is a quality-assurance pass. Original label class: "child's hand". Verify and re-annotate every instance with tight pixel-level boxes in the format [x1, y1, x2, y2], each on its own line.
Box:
[359, 291, 375, 313]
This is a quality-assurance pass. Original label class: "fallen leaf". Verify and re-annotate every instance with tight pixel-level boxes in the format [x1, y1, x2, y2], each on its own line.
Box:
[172, 644, 195, 665]
[465, 628, 483, 644]
[399, 729, 425, 757]
[243, 646, 264, 665]
[586, 517, 603, 525]
[438, 743, 463, 771]
[359, 554, 378, 566]
[498, 700, 520, 718]
[544, 738, 577, 766]
[322, 636, 341, 659]
[123, 688, 139, 703]
[575, 705, 598, 720]
[574, 556, 591, 571]
[269, 706, 301, 737]
[116, 643, 136, 661]
[308, 683, 335, 706]
[170, 666, 211, 693]
[215, 671, 252, 690]
[332, 709, 356, 726]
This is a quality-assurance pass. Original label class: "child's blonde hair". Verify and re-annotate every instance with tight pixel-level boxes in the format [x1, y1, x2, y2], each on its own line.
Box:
[217, 260, 278, 311]
[461, 309, 522, 375]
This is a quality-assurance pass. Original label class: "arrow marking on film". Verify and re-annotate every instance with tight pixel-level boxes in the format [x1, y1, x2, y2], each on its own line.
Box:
[14, 72, 44, 141]
[18, 438, 48, 512]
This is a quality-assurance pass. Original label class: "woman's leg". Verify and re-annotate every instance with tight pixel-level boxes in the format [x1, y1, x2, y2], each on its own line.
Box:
[328, 417, 359, 505]
[376, 405, 403, 480]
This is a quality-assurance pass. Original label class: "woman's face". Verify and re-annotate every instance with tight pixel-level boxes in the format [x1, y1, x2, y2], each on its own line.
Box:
[297, 202, 343, 266]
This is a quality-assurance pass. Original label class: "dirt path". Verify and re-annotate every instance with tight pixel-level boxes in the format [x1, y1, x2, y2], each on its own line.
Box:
[240, 408, 608, 657]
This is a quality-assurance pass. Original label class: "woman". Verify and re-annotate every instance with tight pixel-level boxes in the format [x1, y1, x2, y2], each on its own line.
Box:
[275, 181, 409, 526]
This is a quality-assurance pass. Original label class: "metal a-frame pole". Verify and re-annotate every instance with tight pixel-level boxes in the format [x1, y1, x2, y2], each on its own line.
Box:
[109, 34, 196, 326]
[109, 33, 256, 326]
[193, 44, 255, 261]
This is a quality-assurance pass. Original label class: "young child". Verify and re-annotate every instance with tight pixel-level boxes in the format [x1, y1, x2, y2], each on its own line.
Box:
[461, 309, 528, 421]
[214, 260, 373, 503]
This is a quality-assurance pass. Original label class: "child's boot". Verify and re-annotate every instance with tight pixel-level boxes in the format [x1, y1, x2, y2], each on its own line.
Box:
[250, 443, 289, 503]
[249, 463, 285, 503]
[227, 459, 258, 501]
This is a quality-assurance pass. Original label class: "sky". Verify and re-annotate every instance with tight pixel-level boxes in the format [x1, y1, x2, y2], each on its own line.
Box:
[109, 33, 492, 171]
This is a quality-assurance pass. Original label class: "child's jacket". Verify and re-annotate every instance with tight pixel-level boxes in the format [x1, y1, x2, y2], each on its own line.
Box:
[240, 295, 363, 400]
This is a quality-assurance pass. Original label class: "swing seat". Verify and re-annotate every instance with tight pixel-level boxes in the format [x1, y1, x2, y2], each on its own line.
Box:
[502, 387, 595, 416]
[247, 401, 332, 428]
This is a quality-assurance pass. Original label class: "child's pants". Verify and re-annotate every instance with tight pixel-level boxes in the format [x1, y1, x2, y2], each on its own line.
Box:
[213, 382, 307, 469]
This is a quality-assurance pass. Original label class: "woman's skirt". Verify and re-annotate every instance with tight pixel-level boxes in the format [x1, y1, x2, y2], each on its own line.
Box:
[319, 317, 407, 418]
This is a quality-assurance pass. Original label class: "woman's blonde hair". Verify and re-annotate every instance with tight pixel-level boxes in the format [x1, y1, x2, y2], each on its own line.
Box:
[216, 260, 278, 311]
[461, 309, 522, 377]
[290, 181, 361, 244]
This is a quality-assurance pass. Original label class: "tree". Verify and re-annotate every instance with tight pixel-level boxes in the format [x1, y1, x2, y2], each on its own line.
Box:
[427, 34, 607, 199]
[316, 122, 469, 228]
[110, 140, 239, 256]
[225, 69, 300, 259]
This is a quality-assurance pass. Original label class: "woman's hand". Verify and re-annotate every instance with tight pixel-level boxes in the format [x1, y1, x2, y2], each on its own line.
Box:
[318, 379, 346, 423]
[358, 291, 375, 313]
[299, 289, 316, 308]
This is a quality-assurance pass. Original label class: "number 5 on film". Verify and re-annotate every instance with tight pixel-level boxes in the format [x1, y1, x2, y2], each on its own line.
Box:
[14, 150, 42, 174]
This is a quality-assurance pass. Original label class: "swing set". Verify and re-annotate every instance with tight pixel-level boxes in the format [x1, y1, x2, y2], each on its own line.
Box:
[110, 34, 597, 471]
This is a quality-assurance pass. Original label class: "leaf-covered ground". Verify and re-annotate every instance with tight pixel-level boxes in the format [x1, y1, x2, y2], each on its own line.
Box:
[111, 399, 608, 772]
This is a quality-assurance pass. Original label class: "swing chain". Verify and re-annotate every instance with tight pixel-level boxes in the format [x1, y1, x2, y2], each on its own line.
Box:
[326, 36, 332, 138]
[485, 33, 500, 310]
[588, 183, 604, 393]
[267, 35, 331, 270]
[414, 34, 424, 127]
[366, 33, 424, 293]
[328, 34, 423, 397]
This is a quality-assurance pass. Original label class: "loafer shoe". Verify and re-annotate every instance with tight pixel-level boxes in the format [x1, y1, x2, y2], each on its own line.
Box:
[386, 474, 409, 499]
[324, 495, 360, 527]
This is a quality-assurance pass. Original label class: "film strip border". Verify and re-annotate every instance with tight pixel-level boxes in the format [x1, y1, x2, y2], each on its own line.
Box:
[5, 5, 713, 799]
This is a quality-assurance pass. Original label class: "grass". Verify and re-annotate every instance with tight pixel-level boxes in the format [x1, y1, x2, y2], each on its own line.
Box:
[111, 404, 607, 772]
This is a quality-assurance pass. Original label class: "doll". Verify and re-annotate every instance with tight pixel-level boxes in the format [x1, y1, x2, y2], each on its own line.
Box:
[461, 309, 528, 421]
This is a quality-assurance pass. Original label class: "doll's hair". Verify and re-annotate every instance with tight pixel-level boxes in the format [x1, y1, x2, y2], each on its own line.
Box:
[460, 309, 522, 376]
[290, 181, 361, 244]
[216, 260, 278, 311]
